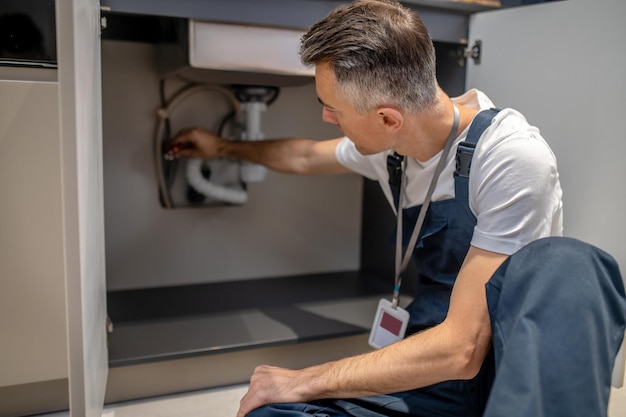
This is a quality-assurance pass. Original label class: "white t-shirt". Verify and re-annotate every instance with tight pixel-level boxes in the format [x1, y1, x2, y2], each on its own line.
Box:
[335, 89, 563, 256]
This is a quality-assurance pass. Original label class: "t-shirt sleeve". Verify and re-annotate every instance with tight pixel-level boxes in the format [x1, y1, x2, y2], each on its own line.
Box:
[469, 131, 563, 255]
[334, 136, 381, 180]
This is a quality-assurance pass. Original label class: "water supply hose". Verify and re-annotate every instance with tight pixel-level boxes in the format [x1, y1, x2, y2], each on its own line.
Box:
[154, 83, 244, 208]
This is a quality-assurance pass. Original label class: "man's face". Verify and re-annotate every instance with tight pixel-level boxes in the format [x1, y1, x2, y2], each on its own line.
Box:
[315, 62, 395, 155]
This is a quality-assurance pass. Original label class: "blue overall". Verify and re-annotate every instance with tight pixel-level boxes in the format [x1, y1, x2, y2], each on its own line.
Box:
[247, 110, 626, 416]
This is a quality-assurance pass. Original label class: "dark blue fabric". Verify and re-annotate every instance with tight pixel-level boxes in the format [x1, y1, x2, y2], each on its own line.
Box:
[386, 152, 404, 210]
[401, 108, 499, 334]
[483, 237, 626, 417]
[401, 198, 476, 334]
[454, 109, 499, 201]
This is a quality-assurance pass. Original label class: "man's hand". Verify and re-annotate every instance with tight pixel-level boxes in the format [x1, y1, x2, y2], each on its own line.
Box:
[237, 365, 312, 417]
[166, 127, 226, 160]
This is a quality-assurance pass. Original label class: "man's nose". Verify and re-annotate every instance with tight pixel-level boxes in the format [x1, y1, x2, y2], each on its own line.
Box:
[321, 107, 338, 125]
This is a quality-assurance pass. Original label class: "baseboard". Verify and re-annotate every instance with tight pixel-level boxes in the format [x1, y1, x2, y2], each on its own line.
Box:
[0, 379, 68, 417]
[105, 333, 372, 405]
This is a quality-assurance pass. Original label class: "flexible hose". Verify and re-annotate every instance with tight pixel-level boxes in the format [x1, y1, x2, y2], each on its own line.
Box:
[154, 83, 243, 208]
[185, 159, 248, 205]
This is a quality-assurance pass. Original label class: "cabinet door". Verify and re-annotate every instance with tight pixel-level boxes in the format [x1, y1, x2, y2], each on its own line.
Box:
[467, 0, 625, 386]
[57, 1, 108, 416]
[467, 0, 626, 266]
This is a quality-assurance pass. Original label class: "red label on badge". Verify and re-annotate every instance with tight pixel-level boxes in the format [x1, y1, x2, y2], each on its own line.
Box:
[381, 311, 403, 336]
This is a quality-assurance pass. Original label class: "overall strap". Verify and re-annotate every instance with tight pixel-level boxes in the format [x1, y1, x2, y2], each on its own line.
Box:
[387, 151, 404, 210]
[454, 108, 501, 200]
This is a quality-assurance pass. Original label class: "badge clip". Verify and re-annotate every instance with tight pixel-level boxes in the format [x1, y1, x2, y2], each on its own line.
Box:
[368, 298, 409, 349]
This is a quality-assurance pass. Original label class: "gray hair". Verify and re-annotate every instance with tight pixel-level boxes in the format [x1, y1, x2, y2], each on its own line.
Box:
[300, 0, 437, 114]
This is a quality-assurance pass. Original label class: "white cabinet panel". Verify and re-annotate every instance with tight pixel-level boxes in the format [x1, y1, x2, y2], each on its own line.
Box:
[467, 0, 626, 390]
[0, 81, 67, 387]
[468, 0, 626, 268]
[56, 0, 108, 416]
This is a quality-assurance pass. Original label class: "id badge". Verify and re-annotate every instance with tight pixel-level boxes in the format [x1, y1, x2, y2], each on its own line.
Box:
[368, 298, 410, 349]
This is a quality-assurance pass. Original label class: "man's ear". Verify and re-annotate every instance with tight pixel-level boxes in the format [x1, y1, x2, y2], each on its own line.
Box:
[377, 107, 403, 132]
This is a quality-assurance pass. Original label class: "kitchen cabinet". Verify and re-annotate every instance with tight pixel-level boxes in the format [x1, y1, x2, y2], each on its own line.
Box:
[0, 78, 68, 417]
[100, 0, 626, 407]
[96, 0, 492, 405]
[0, 1, 106, 417]
[98, 0, 497, 47]
[1, 0, 624, 416]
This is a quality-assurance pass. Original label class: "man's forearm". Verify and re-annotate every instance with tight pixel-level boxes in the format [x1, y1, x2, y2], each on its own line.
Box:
[218, 138, 317, 174]
[220, 137, 350, 175]
[237, 322, 485, 416]
[171, 128, 348, 175]
[298, 322, 474, 400]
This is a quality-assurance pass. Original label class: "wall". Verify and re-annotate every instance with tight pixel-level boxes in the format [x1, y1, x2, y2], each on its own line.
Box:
[101, 40, 364, 291]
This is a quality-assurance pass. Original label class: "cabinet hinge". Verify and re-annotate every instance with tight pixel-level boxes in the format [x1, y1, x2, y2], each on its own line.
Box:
[106, 315, 114, 333]
[456, 40, 482, 67]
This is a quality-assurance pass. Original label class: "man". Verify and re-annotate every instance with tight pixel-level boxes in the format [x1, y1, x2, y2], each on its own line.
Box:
[169, 1, 624, 416]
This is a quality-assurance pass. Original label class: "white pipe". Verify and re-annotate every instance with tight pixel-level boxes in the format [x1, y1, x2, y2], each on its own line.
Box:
[185, 159, 248, 205]
[240, 101, 267, 182]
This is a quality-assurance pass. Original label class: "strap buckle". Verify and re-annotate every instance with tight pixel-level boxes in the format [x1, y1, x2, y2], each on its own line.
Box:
[455, 141, 476, 179]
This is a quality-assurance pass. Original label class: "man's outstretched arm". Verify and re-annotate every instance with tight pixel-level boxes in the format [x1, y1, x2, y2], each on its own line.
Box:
[169, 127, 351, 175]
